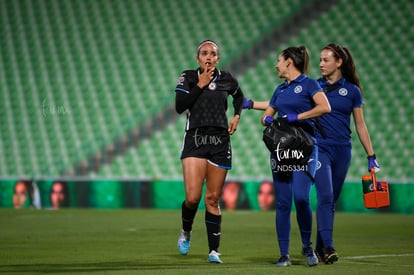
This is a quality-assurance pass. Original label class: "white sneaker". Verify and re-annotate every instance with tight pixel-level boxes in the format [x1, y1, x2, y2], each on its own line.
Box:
[302, 246, 319, 267]
[208, 250, 223, 264]
[177, 229, 191, 255]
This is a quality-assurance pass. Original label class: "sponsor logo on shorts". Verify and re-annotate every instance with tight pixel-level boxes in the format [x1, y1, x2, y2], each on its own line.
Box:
[194, 129, 223, 147]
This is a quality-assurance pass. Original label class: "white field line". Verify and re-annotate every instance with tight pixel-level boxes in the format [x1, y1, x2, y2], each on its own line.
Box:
[343, 253, 414, 259]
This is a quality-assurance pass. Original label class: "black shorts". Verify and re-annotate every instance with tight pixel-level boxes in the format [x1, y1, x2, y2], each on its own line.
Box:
[180, 127, 232, 170]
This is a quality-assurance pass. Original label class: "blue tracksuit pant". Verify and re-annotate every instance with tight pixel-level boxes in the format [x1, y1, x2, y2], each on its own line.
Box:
[270, 139, 318, 256]
[314, 143, 351, 250]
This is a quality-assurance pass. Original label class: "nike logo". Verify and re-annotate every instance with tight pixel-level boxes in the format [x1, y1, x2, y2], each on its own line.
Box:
[213, 232, 221, 236]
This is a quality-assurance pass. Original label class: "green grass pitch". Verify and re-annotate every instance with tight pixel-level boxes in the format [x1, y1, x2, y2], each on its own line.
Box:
[0, 209, 413, 274]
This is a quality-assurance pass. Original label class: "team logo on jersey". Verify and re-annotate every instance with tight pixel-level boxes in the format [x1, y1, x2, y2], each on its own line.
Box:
[316, 160, 322, 170]
[294, 85, 303, 93]
[271, 158, 277, 170]
[177, 75, 185, 85]
[208, 82, 217, 90]
[339, 88, 348, 96]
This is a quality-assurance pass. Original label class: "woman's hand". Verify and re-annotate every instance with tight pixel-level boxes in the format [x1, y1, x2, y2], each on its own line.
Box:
[197, 67, 215, 88]
[228, 115, 240, 135]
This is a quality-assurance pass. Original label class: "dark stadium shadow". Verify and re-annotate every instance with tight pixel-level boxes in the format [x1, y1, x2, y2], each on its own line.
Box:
[244, 256, 279, 264]
[0, 262, 146, 273]
[167, 254, 269, 269]
[245, 256, 308, 267]
[0, 255, 311, 273]
[0, 260, 214, 273]
[290, 258, 308, 266]
[167, 253, 208, 262]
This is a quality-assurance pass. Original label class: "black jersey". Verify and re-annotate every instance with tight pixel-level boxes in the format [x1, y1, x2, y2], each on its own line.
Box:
[175, 68, 244, 130]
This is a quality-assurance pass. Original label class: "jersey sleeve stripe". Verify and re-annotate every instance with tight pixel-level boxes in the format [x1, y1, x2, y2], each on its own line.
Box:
[175, 88, 190, 93]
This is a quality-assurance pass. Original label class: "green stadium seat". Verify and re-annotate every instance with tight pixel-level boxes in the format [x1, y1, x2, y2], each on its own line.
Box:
[0, 0, 412, 182]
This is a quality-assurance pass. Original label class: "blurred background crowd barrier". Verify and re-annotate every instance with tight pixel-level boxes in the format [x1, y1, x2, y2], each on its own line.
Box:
[1, 0, 413, 212]
[1, 179, 413, 214]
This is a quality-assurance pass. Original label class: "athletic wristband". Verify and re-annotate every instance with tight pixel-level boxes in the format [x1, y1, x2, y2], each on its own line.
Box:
[248, 100, 254, 109]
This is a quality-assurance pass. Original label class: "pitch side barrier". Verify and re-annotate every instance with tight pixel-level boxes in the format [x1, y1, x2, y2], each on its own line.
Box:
[0, 178, 412, 213]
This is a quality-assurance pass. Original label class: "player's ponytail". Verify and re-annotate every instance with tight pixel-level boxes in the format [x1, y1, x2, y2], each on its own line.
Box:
[323, 43, 362, 90]
[281, 45, 310, 74]
[342, 47, 362, 90]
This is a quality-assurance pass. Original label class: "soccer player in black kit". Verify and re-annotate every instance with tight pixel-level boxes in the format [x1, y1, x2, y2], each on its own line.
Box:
[174, 40, 244, 264]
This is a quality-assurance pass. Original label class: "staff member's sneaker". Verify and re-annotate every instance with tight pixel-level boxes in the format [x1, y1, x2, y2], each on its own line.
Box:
[302, 246, 319, 267]
[208, 250, 223, 264]
[275, 255, 291, 267]
[315, 248, 324, 262]
[177, 229, 191, 255]
[323, 247, 338, 264]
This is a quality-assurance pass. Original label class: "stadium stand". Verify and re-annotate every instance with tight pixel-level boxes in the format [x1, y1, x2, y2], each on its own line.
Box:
[0, 0, 413, 182]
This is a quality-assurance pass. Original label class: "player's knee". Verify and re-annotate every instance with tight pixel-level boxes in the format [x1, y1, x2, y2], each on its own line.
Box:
[294, 197, 310, 209]
[276, 201, 291, 212]
[204, 192, 220, 208]
[317, 193, 334, 205]
[186, 196, 201, 208]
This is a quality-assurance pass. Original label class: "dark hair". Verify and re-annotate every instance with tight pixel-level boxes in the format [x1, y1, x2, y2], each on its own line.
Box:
[220, 181, 250, 210]
[323, 43, 362, 90]
[281, 45, 310, 74]
[197, 40, 220, 55]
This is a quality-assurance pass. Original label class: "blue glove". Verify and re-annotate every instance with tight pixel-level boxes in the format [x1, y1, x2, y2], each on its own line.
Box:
[286, 113, 298, 122]
[368, 154, 380, 173]
[243, 98, 254, 109]
[263, 116, 274, 126]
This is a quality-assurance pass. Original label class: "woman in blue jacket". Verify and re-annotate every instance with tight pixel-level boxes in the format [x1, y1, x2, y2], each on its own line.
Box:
[314, 43, 380, 264]
[260, 46, 331, 267]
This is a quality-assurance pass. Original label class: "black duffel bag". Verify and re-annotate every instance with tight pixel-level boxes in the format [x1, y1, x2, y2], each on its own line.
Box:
[262, 117, 313, 166]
